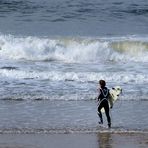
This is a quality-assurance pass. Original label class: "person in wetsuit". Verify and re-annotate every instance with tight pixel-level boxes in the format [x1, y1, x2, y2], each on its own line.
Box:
[97, 80, 111, 128]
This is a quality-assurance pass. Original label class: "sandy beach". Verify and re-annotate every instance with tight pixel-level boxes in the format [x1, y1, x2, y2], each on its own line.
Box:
[0, 132, 147, 148]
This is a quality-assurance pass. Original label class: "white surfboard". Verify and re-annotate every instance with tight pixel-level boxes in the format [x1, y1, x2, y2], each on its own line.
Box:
[101, 86, 122, 113]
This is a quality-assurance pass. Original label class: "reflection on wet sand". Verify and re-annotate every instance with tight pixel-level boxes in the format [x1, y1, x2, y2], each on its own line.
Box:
[97, 132, 148, 148]
[97, 133, 112, 148]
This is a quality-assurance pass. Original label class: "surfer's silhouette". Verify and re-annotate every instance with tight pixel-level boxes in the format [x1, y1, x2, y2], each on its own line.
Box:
[97, 80, 111, 128]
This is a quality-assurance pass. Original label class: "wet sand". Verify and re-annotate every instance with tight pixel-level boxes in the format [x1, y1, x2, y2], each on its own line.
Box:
[0, 132, 147, 148]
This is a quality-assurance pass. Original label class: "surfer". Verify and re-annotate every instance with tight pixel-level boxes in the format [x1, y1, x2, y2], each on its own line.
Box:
[97, 80, 111, 128]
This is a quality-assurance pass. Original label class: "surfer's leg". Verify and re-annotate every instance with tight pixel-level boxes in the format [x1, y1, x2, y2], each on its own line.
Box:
[97, 103, 103, 124]
[104, 100, 111, 128]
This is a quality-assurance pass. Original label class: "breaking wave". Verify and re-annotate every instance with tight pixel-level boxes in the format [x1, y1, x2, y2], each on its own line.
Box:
[0, 34, 148, 63]
[1, 68, 148, 83]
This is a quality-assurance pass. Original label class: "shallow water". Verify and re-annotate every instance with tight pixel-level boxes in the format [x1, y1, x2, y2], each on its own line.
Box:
[0, 100, 147, 133]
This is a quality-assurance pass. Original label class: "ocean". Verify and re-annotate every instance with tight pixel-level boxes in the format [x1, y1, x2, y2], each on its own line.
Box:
[0, 0, 148, 134]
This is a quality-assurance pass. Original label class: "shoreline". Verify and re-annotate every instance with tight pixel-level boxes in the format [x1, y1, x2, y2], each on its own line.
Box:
[0, 133, 147, 148]
[0, 127, 147, 134]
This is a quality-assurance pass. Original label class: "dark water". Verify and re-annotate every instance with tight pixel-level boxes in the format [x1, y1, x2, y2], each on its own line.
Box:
[0, 0, 148, 36]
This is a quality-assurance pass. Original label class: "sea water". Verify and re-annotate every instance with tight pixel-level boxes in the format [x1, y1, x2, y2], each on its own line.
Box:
[0, 0, 148, 133]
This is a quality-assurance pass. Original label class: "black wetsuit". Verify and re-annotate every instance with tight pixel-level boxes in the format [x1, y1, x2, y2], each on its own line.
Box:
[97, 87, 111, 126]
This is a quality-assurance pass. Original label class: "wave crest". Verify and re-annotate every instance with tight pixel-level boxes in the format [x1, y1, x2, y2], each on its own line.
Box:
[0, 34, 148, 62]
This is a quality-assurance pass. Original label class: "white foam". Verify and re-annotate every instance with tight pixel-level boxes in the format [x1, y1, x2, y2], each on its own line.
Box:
[0, 35, 108, 62]
[0, 69, 148, 84]
[0, 127, 147, 134]
[0, 34, 148, 63]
